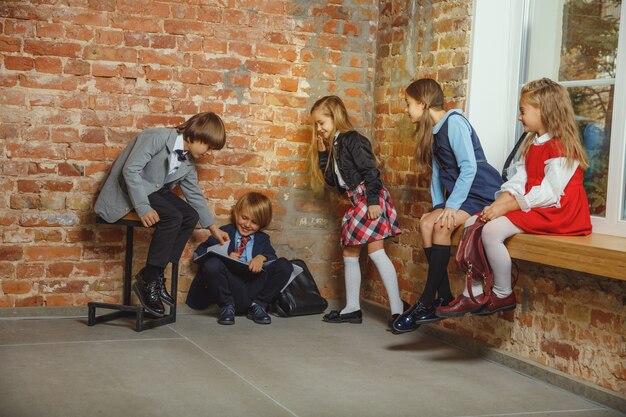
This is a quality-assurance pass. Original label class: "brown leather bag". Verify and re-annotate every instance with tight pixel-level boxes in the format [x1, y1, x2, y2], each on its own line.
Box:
[455, 218, 493, 304]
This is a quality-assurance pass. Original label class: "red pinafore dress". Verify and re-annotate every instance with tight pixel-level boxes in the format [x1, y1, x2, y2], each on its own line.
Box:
[505, 138, 592, 235]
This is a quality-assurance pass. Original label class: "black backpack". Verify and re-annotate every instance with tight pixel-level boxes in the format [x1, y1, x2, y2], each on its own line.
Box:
[272, 259, 328, 317]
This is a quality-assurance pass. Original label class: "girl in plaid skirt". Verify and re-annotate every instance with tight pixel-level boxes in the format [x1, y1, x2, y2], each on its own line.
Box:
[391, 79, 502, 334]
[310, 95, 404, 326]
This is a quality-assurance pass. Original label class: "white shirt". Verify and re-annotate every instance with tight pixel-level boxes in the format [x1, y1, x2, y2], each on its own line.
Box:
[498, 133, 579, 212]
[167, 134, 187, 176]
[331, 132, 348, 189]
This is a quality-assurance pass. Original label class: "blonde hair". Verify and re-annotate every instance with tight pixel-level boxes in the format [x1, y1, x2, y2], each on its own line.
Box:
[231, 192, 273, 230]
[405, 79, 444, 174]
[519, 78, 589, 169]
[176, 112, 226, 150]
[309, 95, 354, 188]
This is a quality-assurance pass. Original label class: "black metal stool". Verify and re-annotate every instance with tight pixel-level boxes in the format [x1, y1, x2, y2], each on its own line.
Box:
[88, 212, 178, 331]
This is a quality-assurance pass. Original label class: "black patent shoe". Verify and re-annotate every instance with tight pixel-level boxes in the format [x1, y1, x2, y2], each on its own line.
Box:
[218, 304, 235, 325]
[392, 302, 424, 334]
[388, 300, 412, 328]
[133, 273, 165, 318]
[247, 304, 271, 324]
[322, 309, 362, 324]
[157, 273, 175, 306]
[412, 297, 452, 324]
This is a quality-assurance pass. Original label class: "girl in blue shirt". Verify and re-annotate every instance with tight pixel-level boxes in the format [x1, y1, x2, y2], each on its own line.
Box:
[392, 78, 502, 334]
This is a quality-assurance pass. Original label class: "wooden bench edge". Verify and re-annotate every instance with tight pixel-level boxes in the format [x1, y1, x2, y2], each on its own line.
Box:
[451, 229, 626, 281]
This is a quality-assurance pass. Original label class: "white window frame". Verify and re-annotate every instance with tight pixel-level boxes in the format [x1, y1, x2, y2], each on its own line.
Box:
[468, 0, 626, 237]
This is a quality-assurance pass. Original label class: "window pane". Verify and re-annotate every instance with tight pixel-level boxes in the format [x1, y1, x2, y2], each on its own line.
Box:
[568, 86, 612, 217]
[559, 0, 621, 82]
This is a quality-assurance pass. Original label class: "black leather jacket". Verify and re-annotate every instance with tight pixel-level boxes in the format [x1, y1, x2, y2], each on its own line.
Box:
[318, 130, 383, 206]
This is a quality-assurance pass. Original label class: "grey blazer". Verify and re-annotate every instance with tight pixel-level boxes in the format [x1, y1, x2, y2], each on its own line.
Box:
[94, 128, 214, 228]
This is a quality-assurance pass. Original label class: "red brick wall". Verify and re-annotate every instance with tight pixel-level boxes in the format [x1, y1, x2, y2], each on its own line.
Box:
[1, 0, 624, 397]
[0, 0, 379, 307]
[369, 0, 625, 395]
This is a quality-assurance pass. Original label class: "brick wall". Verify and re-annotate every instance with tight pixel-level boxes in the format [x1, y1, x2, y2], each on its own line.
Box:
[0, 0, 379, 307]
[369, 0, 625, 395]
[1, 0, 624, 397]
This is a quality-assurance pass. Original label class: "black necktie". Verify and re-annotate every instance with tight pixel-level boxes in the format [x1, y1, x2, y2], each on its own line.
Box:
[174, 149, 187, 161]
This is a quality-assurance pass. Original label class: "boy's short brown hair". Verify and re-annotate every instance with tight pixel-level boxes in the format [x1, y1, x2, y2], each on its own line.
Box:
[176, 112, 226, 150]
[231, 192, 273, 230]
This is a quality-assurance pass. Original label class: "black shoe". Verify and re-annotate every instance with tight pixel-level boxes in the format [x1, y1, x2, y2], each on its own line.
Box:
[156, 273, 175, 306]
[322, 309, 362, 324]
[218, 304, 235, 325]
[410, 297, 451, 325]
[388, 300, 412, 328]
[247, 304, 271, 324]
[133, 273, 165, 318]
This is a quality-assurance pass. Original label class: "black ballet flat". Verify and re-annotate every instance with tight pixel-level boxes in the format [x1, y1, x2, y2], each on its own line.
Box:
[322, 309, 362, 324]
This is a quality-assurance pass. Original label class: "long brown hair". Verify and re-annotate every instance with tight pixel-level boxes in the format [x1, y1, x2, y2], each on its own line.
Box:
[176, 112, 226, 150]
[405, 79, 444, 174]
[518, 78, 589, 169]
[309, 95, 354, 188]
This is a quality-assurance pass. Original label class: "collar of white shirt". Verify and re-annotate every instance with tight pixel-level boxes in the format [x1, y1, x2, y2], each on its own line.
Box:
[535, 132, 553, 144]
[174, 134, 185, 155]
[168, 134, 187, 176]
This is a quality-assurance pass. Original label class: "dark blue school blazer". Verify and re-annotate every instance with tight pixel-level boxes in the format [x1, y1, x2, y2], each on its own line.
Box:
[186, 224, 277, 310]
[192, 223, 277, 262]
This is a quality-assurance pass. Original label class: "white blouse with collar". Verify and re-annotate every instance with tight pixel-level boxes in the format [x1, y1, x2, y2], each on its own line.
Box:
[498, 133, 580, 212]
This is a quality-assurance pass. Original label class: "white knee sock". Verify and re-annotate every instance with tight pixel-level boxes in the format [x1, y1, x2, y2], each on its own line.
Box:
[368, 249, 404, 315]
[341, 256, 361, 314]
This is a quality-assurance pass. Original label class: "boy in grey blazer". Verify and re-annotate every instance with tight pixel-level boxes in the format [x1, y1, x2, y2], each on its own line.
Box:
[95, 112, 229, 317]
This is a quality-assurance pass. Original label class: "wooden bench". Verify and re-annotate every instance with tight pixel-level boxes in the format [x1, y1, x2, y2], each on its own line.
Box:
[452, 229, 626, 281]
[88, 212, 179, 331]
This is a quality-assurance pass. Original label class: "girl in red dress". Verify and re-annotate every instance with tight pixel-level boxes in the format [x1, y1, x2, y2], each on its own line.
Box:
[310, 96, 404, 326]
[437, 78, 592, 318]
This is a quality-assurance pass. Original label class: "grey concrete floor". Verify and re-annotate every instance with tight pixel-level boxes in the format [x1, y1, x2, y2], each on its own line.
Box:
[0, 308, 623, 417]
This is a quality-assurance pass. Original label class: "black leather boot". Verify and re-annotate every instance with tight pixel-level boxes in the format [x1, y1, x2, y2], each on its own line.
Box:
[133, 272, 165, 317]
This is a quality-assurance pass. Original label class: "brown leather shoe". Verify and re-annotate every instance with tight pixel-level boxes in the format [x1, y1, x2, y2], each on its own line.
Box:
[435, 294, 486, 318]
[474, 292, 516, 316]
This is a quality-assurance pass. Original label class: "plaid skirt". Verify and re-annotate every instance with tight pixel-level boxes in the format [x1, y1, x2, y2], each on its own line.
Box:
[341, 183, 402, 247]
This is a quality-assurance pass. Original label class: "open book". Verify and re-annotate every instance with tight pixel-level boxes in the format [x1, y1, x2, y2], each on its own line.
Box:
[193, 243, 302, 290]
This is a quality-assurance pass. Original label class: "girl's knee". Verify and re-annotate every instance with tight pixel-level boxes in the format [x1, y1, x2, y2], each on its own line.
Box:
[419, 215, 435, 236]
[432, 224, 455, 240]
[343, 245, 362, 257]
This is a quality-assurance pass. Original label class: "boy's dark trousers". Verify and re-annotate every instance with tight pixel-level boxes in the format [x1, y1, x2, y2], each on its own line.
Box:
[200, 257, 292, 314]
[145, 187, 199, 279]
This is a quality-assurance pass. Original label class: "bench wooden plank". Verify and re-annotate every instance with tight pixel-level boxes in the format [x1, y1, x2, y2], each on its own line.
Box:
[452, 230, 626, 281]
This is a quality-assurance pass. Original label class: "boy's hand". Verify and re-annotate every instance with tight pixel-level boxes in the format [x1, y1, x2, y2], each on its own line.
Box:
[208, 225, 230, 244]
[367, 205, 382, 219]
[229, 252, 241, 260]
[141, 210, 160, 228]
[248, 255, 266, 273]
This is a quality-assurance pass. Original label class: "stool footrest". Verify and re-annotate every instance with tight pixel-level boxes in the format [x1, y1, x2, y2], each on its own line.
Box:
[88, 301, 176, 332]
[88, 219, 178, 332]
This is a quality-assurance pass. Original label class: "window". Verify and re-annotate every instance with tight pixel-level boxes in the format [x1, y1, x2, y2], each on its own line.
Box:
[468, 0, 626, 236]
